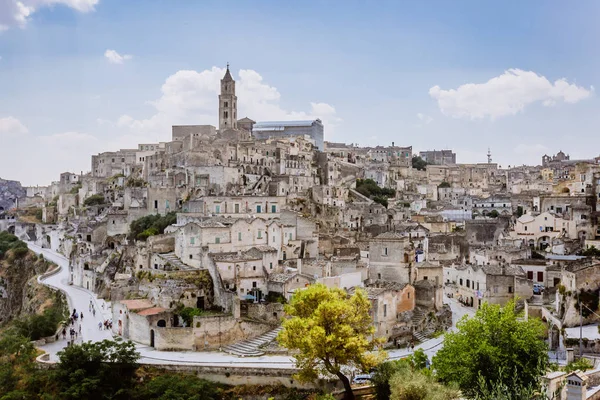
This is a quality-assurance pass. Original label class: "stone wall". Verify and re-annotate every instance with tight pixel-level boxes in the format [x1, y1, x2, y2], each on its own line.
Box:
[154, 326, 194, 351]
[246, 302, 284, 324]
[192, 314, 273, 350]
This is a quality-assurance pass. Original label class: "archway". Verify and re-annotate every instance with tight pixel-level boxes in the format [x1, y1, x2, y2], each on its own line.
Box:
[150, 329, 155, 347]
[157, 320, 166, 328]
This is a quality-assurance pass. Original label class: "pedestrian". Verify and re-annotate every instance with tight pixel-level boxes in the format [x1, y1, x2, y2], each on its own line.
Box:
[80, 312, 83, 320]
[62, 328, 66, 340]
[79, 324, 82, 334]
[98, 321, 102, 330]
[411, 343, 415, 352]
[93, 308, 96, 317]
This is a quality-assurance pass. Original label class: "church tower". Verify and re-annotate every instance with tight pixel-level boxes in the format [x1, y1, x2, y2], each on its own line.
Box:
[219, 63, 237, 130]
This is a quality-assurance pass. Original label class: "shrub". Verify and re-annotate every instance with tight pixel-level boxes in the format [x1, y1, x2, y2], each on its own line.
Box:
[129, 212, 177, 241]
[83, 194, 105, 206]
[565, 357, 594, 373]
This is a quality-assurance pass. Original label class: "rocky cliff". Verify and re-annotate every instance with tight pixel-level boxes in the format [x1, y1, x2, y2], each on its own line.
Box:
[0, 178, 26, 212]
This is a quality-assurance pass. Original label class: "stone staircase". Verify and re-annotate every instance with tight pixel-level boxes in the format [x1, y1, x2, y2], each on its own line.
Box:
[411, 307, 426, 325]
[222, 327, 282, 357]
[158, 252, 194, 271]
[413, 328, 435, 343]
[411, 308, 432, 343]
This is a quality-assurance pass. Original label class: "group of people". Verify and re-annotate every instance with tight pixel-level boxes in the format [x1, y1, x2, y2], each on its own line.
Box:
[68, 308, 82, 326]
[89, 299, 97, 317]
[99, 319, 112, 331]
[62, 308, 83, 343]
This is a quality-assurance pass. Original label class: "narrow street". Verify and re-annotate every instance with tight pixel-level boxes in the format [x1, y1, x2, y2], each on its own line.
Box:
[28, 243, 471, 367]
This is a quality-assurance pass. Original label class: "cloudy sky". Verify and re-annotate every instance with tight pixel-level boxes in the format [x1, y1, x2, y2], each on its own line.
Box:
[1, 0, 599, 185]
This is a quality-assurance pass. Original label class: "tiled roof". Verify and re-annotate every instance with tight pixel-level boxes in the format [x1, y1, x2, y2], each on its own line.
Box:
[119, 299, 153, 310]
[136, 307, 168, 316]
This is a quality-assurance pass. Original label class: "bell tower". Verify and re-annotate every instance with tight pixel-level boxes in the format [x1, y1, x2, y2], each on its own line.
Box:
[219, 63, 237, 130]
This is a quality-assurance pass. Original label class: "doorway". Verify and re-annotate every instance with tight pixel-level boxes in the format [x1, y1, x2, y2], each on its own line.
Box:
[150, 329, 155, 347]
[196, 296, 205, 310]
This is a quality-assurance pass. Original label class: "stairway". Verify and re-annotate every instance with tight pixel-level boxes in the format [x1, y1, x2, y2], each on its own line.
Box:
[413, 328, 435, 343]
[222, 327, 282, 357]
[411, 308, 426, 325]
[158, 252, 194, 271]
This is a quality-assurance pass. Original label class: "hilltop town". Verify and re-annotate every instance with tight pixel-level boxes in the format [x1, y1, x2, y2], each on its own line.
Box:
[2, 65, 600, 397]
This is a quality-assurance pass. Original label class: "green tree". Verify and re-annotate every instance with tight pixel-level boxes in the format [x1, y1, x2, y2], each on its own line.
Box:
[83, 194, 105, 206]
[134, 373, 223, 400]
[437, 181, 451, 189]
[432, 300, 548, 398]
[488, 210, 499, 218]
[55, 339, 140, 400]
[412, 156, 428, 171]
[277, 284, 385, 400]
[582, 246, 600, 257]
[129, 212, 177, 241]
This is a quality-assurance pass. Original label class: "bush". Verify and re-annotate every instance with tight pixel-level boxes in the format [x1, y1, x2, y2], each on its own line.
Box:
[0, 232, 28, 259]
[129, 212, 177, 241]
[12, 292, 67, 340]
[134, 373, 223, 400]
[488, 210, 499, 218]
[412, 156, 428, 171]
[177, 306, 202, 326]
[83, 194, 105, 206]
[565, 357, 594, 373]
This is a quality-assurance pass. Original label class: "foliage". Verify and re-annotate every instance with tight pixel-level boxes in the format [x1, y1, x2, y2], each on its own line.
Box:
[437, 181, 451, 189]
[34, 208, 43, 221]
[564, 357, 594, 373]
[432, 300, 548, 398]
[516, 206, 524, 218]
[69, 184, 82, 194]
[373, 195, 389, 208]
[129, 212, 177, 241]
[12, 291, 67, 340]
[55, 339, 140, 399]
[389, 367, 459, 400]
[0, 231, 28, 259]
[265, 291, 287, 304]
[176, 306, 203, 326]
[412, 156, 428, 171]
[471, 372, 543, 400]
[574, 289, 599, 318]
[582, 246, 600, 257]
[83, 194, 105, 207]
[356, 179, 395, 201]
[487, 210, 499, 218]
[531, 251, 545, 259]
[134, 373, 224, 400]
[126, 177, 147, 188]
[277, 284, 385, 399]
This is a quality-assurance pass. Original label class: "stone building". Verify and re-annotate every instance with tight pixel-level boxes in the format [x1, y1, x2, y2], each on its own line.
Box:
[368, 232, 416, 283]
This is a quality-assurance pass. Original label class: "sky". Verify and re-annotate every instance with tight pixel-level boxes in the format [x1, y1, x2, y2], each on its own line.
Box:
[1, 0, 600, 185]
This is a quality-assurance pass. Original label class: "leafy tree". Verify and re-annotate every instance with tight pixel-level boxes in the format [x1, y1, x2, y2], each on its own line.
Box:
[134, 373, 223, 400]
[582, 246, 600, 257]
[488, 210, 499, 218]
[516, 206, 524, 218]
[412, 156, 428, 171]
[83, 194, 105, 206]
[277, 284, 385, 400]
[0, 231, 28, 259]
[55, 339, 140, 399]
[12, 291, 67, 340]
[432, 300, 548, 399]
[129, 212, 177, 241]
[437, 181, 451, 189]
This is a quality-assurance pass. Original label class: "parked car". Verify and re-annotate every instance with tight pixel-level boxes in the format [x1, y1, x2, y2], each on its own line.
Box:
[352, 374, 373, 385]
[533, 283, 545, 295]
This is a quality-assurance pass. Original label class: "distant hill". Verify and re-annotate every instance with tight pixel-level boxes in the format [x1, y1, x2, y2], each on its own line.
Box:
[0, 178, 26, 211]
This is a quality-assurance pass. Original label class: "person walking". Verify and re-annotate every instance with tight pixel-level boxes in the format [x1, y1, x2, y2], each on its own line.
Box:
[80, 312, 83, 321]
[98, 321, 102, 330]
[62, 328, 66, 340]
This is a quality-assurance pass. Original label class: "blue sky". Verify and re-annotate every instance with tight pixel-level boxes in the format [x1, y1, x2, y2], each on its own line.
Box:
[1, 0, 600, 185]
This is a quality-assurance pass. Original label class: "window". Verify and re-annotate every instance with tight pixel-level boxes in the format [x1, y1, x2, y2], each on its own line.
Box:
[537, 271, 544, 282]
[384, 247, 388, 256]
[215, 205, 220, 214]
[256, 205, 262, 213]
[378, 273, 381, 279]
[527, 271, 533, 280]
[154, 200, 158, 209]
[234, 203, 240, 213]
[258, 230, 262, 239]
[477, 282, 480, 290]
[524, 226, 528, 231]
[215, 237, 220, 244]
[466, 279, 470, 288]
[253, 266, 256, 271]
[271, 205, 277, 213]
[190, 237, 195, 245]
[252, 281, 257, 288]
[238, 232, 242, 241]
[269, 262, 273, 270]
[508, 286, 513, 294]
[459, 278, 463, 286]
[189, 254, 192, 259]
[224, 101, 228, 107]
[224, 111, 228, 118]
[408, 292, 410, 299]
[383, 304, 387, 317]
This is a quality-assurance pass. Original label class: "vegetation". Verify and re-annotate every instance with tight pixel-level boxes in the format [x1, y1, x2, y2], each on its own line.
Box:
[432, 300, 548, 398]
[516, 206, 524, 218]
[389, 368, 459, 400]
[0, 231, 28, 259]
[582, 246, 600, 257]
[437, 181, 451, 189]
[11, 290, 68, 340]
[574, 288, 599, 318]
[564, 357, 594, 373]
[355, 179, 395, 208]
[134, 372, 224, 400]
[412, 156, 428, 171]
[176, 305, 203, 326]
[277, 284, 385, 400]
[129, 212, 177, 241]
[83, 194, 105, 206]
[69, 184, 82, 194]
[487, 210, 499, 218]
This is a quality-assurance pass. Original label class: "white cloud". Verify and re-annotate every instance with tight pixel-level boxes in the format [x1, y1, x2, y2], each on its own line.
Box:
[0, 116, 28, 135]
[104, 49, 133, 64]
[416, 113, 433, 124]
[429, 69, 593, 120]
[0, 0, 98, 31]
[116, 66, 341, 139]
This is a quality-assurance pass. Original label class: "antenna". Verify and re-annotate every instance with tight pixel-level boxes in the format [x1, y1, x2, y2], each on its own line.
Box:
[487, 148, 492, 164]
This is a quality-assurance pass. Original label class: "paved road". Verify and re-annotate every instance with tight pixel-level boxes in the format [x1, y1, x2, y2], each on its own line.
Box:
[28, 243, 472, 367]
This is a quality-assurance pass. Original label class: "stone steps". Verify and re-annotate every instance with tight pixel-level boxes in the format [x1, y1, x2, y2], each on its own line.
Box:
[222, 326, 282, 357]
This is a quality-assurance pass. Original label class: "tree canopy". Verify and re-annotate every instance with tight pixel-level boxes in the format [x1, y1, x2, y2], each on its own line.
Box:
[277, 284, 385, 400]
[412, 156, 428, 171]
[432, 300, 548, 398]
[355, 179, 395, 208]
[129, 212, 177, 241]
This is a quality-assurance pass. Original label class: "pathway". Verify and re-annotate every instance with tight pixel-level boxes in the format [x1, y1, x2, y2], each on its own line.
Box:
[28, 243, 469, 367]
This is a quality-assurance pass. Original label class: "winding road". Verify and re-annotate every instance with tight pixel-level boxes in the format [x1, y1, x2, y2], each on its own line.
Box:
[28, 243, 472, 367]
